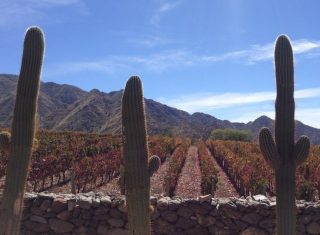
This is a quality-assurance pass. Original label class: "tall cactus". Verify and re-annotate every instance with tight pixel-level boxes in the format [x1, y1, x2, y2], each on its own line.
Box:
[0, 27, 44, 235]
[259, 35, 310, 235]
[122, 76, 160, 235]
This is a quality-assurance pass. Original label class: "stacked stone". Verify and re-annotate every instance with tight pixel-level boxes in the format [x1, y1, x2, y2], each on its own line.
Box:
[20, 192, 128, 235]
[18, 193, 320, 235]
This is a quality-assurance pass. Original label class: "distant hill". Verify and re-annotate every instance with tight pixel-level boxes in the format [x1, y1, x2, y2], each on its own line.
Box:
[1, 74, 320, 144]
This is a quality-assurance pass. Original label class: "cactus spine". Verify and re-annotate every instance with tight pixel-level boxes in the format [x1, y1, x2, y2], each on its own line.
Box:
[122, 76, 160, 235]
[259, 35, 310, 235]
[0, 27, 44, 235]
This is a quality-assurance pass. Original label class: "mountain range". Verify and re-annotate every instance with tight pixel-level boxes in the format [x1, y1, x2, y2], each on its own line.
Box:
[1, 74, 320, 144]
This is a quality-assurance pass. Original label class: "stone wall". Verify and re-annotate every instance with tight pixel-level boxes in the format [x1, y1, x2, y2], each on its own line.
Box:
[18, 192, 320, 235]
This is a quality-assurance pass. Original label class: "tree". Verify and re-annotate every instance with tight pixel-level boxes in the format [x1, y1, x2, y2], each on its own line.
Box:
[210, 128, 252, 142]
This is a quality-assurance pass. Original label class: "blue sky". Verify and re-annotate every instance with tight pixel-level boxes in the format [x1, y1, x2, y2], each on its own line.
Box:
[1, 0, 320, 128]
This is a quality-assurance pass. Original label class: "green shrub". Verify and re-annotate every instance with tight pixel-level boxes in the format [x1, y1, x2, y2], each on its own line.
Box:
[210, 128, 253, 142]
[296, 181, 317, 201]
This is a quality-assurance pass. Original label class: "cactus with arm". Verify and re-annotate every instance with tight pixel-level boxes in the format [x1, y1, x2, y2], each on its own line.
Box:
[0, 26, 44, 235]
[122, 76, 160, 235]
[259, 35, 310, 235]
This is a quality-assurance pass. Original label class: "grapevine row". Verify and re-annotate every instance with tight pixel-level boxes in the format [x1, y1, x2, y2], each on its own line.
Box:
[197, 140, 219, 196]
[207, 139, 320, 201]
[163, 143, 188, 197]
[207, 140, 274, 196]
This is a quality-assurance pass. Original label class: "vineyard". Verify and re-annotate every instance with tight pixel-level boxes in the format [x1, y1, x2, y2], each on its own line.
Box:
[1, 130, 320, 201]
[0, 131, 181, 194]
[207, 140, 320, 201]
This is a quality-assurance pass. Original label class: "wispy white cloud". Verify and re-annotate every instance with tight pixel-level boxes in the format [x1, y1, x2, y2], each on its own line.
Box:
[46, 49, 194, 76]
[295, 88, 320, 99]
[158, 91, 274, 113]
[47, 38, 320, 76]
[0, 0, 88, 26]
[29, 0, 82, 7]
[202, 39, 320, 64]
[295, 108, 320, 128]
[157, 88, 320, 113]
[151, 1, 182, 25]
[157, 89, 320, 128]
[128, 50, 194, 70]
[127, 36, 172, 48]
[48, 61, 120, 75]
[158, 2, 181, 12]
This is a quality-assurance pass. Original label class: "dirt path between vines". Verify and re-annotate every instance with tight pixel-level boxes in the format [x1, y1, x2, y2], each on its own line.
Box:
[174, 146, 202, 198]
[207, 149, 240, 198]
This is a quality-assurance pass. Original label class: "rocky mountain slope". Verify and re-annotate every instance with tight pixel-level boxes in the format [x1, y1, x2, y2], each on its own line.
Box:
[1, 74, 320, 143]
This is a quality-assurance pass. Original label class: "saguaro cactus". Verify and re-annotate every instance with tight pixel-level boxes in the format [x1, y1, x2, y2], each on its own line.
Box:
[259, 35, 310, 235]
[0, 27, 44, 235]
[122, 76, 160, 235]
